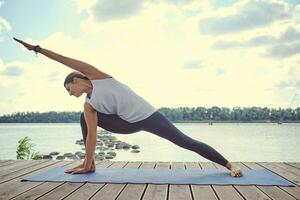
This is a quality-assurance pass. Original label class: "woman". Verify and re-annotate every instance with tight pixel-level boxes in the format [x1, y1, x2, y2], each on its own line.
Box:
[14, 37, 242, 177]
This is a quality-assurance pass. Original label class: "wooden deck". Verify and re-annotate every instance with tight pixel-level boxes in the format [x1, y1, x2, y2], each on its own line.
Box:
[0, 160, 300, 200]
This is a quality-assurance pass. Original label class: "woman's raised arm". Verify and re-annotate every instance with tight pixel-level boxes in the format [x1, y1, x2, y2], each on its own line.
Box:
[38, 47, 101, 78]
[13, 37, 109, 79]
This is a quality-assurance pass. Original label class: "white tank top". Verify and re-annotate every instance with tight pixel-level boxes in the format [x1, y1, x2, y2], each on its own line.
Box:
[85, 77, 157, 123]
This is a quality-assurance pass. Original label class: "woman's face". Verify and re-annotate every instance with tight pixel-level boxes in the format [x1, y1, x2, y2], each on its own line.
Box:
[65, 79, 83, 98]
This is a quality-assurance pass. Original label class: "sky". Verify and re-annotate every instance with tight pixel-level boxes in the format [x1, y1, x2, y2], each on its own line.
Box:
[0, 0, 300, 115]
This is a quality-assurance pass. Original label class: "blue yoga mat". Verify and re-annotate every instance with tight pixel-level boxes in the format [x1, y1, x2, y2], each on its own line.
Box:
[22, 167, 294, 186]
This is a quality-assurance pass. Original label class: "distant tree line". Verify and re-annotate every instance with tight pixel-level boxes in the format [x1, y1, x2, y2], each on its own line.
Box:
[0, 111, 81, 123]
[0, 106, 300, 123]
[159, 106, 300, 122]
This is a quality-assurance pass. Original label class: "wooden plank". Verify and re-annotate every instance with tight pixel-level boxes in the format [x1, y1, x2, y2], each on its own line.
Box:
[31, 161, 112, 200]
[0, 161, 69, 200]
[204, 162, 244, 200]
[90, 161, 129, 200]
[275, 163, 300, 178]
[142, 162, 169, 200]
[242, 162, 297, 200]
[0, 160, 16, 167]
[0, 160, 10, 164]
[1, 161, 298, 200]
[258, 162, 300, 187]
[286, 163, 300, 170]
[169, 161, 193, 200]
[0, 160, 41, 170]
[115, 161, 146, 200]
[10, 161, 84, 200]
[156, 162, 170, 169]
[185, 161, 218, 200]
[226, 162, 272, 200]
[0, 160, 49, 177]
[0, 160, 56, 184]
[258, 162, 300, 199]
[115, 161, 156, 200]
[63, 161, 113, 200]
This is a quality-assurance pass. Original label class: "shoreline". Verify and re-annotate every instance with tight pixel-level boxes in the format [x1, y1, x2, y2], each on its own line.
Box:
[173, 120, 300, 123]
[0, 121, 300, 124]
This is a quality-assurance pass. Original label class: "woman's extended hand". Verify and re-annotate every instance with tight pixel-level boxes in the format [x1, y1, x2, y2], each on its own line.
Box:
[13, 37, 35, 51]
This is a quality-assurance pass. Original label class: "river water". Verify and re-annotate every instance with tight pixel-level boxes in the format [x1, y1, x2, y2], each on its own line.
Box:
[0, 123, 299, 162]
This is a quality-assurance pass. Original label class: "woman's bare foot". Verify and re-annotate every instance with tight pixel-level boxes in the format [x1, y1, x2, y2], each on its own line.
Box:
[226, 162, 243, 177]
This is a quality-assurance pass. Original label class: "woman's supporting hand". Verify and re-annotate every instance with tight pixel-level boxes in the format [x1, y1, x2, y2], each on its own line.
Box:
[13, 37, 35, 51]
[65, 158, 96, 174]
[64, 163, 84, 174]
[68, 167, 93, 174]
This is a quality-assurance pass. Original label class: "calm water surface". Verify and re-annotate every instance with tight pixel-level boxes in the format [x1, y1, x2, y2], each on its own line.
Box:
[0, 123, 299, 162]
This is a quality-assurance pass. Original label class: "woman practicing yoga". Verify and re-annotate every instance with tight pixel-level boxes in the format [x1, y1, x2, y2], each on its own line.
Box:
[14, 37, 242, 177]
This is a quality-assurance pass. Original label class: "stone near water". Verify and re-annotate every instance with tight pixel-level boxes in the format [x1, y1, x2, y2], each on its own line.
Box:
[56, 155, 65, 160]
[42, 155, 53, 159]
[49, 152, 59, 156]
[123, 144, 131, 149]
[75, 139, 85, 145]
[74, 130, 141, 160]
[95, 154, 104, 160]
[131, 149, 140, 153]
[131, 145, 140, 149]
[105, 155, 114, 159]
[107, 143, 114, 147]
[75, 151, 85, 159]
[64, 153, 74, 158]
[107, 151, 116, 156]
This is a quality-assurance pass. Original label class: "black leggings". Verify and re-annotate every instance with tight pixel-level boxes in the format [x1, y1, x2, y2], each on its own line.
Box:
[80, 111, 229, 167]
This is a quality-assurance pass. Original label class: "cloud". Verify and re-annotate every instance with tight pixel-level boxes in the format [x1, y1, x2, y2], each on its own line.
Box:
[0, 56, 84, 115]
[183, 60, 204, 69]
[48, 71, 61, 82]
[212, 36, 276, 49]
[164, 0, 196, 5]
[216, 68, 226, 76]
[270, 66, 300, 93]
[0, 0, 10, 32]
[265, 42, 300, 58]
[213, 27, 300, 50]
[199, 0, 290, 35]
[0, 17, 11, 33]
[212, 40, 243, 49]
[246, 35, 276, 46]
[278, 26, 300, 43]
[0, 66, 23, 76]
[0, 0, 11, 36]
[274, 80, 300, 89]
[91, 0, 145, 22]
[75, 0, 299, 108]
[292, 4, 300, 23]
[212, 26, 300, 58]
[2, 1, 300, 114]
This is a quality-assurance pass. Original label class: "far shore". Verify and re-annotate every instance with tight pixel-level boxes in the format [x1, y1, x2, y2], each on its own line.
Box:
[173, 120, 300, 123]
[0, 121, 300, 124]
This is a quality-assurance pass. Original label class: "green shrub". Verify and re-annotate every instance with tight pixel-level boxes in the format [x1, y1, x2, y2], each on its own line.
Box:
[16, 136, 42, 160]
